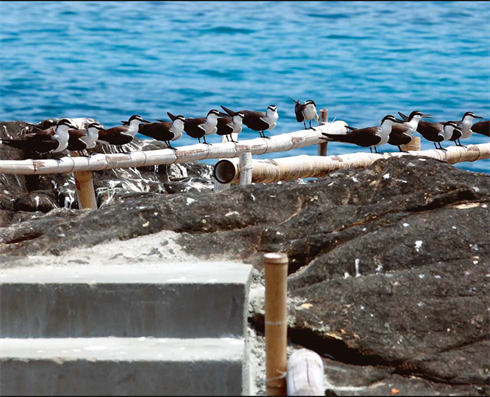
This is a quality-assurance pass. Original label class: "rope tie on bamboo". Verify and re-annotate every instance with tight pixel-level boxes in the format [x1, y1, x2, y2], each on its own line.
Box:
[266, 370, 287, 384]
[265, 320, 287, 326]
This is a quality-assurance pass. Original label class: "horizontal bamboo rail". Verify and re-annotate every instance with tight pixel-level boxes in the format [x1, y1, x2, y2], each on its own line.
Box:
[0, 121, 348, 175]
[213, 143, 490, 184]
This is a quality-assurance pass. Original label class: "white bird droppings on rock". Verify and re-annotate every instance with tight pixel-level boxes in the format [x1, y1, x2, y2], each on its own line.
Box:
[403, 223, 410, 227]
[415, 240, 423, 252]
[186, 198, 196, 205]
[225, 211, 239, 217]
[355, 259, 361, 277]
[383, 173, 390, 179]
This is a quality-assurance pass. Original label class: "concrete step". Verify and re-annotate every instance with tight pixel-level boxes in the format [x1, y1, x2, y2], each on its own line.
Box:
[0, 262, 252, 339]
[0, 337, 250, 396]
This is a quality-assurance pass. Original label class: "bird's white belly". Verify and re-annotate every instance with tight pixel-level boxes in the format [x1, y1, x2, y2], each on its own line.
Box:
[303, 105, 317, 121]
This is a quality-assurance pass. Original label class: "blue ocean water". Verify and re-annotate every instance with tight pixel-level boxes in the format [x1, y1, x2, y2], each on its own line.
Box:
[1, 1, 489, 172]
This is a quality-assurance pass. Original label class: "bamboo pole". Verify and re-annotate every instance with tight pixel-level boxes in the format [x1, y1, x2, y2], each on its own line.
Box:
[287, 349, 324, 396]
[264, 252, 288, 397]
[70, 151, 97, 209]
[318, 109, 328, 156]
[0, 122, 348, 176]
[401, 136, 421, 152]
[213, 143, 490, 185]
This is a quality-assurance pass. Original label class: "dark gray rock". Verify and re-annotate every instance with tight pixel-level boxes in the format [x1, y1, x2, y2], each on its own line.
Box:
[1, 124, 489, 396]
[13, 190, 58, 213]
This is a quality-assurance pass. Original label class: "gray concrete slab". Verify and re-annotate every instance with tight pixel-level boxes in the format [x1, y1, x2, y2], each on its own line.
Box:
[0, 262, 252, 339]
[0, 337, 249, 396]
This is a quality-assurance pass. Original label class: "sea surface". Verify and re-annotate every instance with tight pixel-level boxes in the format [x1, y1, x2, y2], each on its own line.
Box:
[1, 1, 489, 172]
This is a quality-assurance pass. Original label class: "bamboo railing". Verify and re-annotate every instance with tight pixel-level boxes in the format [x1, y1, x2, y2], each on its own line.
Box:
[0, 120, 348, 176]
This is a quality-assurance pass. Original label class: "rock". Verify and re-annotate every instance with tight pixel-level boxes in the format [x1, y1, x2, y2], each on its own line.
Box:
[0, 125, 489, 396]
[0, 120, 214, 224]
[13, 191, 58, 213]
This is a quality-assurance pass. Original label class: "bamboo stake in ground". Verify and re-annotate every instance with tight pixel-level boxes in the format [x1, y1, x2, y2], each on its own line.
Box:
[70, 152, 97, 209]
[318, 109, 328, 156]
[401, 136, 421, 152]
[264, 252, 288, 396]
[238, 150, 252, 186]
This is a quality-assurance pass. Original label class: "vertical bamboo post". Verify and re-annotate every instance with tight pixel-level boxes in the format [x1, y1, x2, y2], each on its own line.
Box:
[239, 150, 252, 186]
[401, 136, 421, 152]
[318, 109, 328, 156]
[264, 252, 288, 396]
[70, 152, 97, 209]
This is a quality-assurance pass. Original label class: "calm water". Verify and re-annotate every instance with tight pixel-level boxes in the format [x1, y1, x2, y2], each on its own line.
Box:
[1, 1, 489, 172]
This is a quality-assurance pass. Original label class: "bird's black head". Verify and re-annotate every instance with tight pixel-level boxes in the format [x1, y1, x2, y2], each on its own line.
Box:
[208, 109, 220, 117]
[381, 115, 398, 124]
[463, 111, 483, 120]
[267, 105, 277, 112]
[305, 100, 316, 107]
[57, 119, 77, 129]
[87, 123, 104, 130]
[128, 115, 150, 123]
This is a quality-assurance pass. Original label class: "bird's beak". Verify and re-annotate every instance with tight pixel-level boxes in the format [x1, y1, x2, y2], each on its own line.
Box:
[141, 119, 150, 123]
[422, 114, 432, 119]
[474, 115, 483, 119]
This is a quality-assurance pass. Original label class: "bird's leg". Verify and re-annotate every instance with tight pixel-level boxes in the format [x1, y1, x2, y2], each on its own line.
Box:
[438, 142, 447, 151]
[398, 145, 403, 152]
[458, 139, 466, 148]
[433, 142, 438, 150]
[303, 121, 307, 130]
[370, 147, 373, 153]
[198, 137, 201, 144]
[374, 147, 378, 153]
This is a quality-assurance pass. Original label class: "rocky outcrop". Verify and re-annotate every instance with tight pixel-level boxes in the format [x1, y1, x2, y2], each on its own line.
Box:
[0, 121, 214, 226]
[1, 119, 489, 395]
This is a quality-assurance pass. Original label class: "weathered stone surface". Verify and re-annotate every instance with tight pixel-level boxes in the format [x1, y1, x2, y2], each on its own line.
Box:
[13, 191, 58, 213]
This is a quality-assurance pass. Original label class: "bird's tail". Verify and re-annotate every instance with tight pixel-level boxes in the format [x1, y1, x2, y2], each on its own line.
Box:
[398, 112, 409, 122]
[321, 133, 356, 143]
[221, 106, 236, 116]
[0, 139, 27, 149]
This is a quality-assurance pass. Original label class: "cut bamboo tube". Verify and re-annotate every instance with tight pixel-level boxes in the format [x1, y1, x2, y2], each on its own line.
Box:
[401, 136, 421, 152]
[0, 122, 348, 176]
[70, 151, 97, 209]
[213, 134, 236, 192]
[213, 143, 490, 185]
[264, 252, 288, 397]
[318, 109, 328, 156]
[287, 349, 324, 396]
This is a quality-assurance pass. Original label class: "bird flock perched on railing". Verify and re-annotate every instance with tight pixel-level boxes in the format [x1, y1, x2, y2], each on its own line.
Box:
[0, 99, 488, 158]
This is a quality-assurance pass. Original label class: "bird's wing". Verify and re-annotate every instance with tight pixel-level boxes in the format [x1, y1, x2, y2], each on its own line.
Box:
[295, 104, 305, 122]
